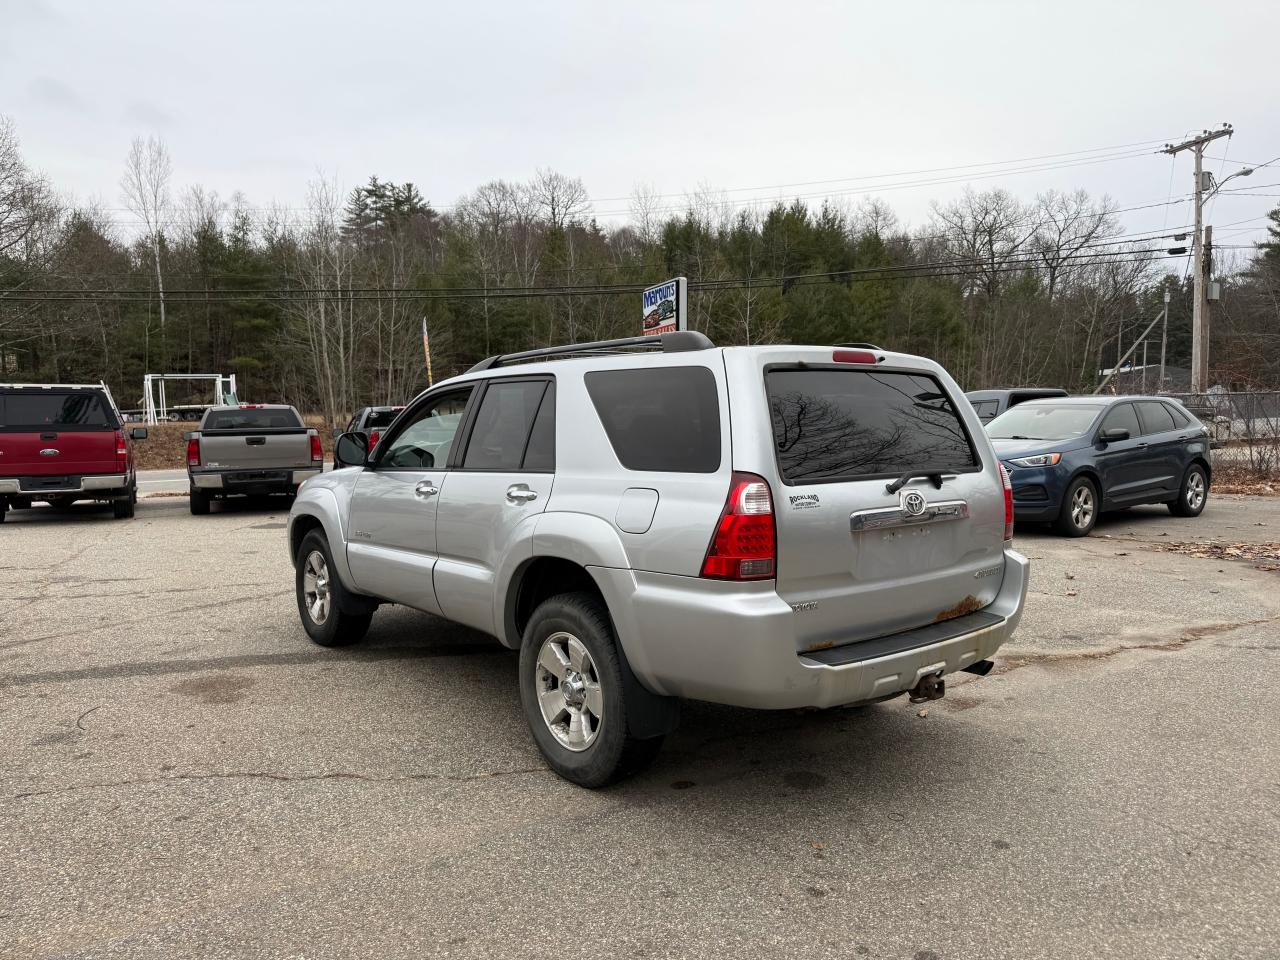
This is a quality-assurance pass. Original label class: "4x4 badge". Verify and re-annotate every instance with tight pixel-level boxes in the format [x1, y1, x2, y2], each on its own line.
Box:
[901, 490, 926, 516]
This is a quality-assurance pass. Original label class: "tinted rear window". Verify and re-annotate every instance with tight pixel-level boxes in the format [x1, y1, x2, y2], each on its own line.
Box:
[1137, 401, 1177, 435]
[767, 369, 977, 482]
[585, 367, 720, 473]
[204, 408, 302, 430]
[364, 408, 401, 429]
[0, 392, 116, 431]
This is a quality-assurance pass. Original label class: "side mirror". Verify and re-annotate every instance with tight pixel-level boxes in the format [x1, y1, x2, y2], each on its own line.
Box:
[1099, 427, 1130, 443]
[334, 431, 370, 468]
[130, 427, 148, 440]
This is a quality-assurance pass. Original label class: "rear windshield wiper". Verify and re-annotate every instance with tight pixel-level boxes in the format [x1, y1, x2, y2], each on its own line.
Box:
[885, 471, 947, 495]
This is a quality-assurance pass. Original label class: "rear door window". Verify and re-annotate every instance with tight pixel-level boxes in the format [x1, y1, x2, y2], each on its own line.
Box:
[461, 380, 549, 471]
[585, 367, 720, 473]
[766, 369, 978, 483]
[0, 392, 116, 431]
[521, 383, 556, 472]
[205, 408, 302, 430]
[1137, 401, 1177, 435]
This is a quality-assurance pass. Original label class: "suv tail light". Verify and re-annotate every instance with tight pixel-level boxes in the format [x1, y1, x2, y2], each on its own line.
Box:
[1000, 463, 1014, 541]
[187, 437, 201, 467]
[310, 434, 323, 463]
[369, 430, 380, 450]
[700, 472, 776, 580]
[115, 430, 128, 472]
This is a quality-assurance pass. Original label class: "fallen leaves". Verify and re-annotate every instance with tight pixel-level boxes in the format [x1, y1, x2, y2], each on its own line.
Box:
[1152, 540, 1280, 572]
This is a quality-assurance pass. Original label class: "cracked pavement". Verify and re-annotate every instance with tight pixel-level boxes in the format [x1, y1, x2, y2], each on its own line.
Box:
[2, 495, 1279, 959]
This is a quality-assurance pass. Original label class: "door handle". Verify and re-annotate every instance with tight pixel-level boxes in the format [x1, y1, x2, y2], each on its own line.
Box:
[414, 480, 438, 499]
[506, 484, 538, 504]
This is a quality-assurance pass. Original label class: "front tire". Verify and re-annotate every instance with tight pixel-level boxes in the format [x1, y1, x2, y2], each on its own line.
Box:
[295, 530, 372, 647]
[1053, 476, 1098, 537]
[518, 592, 664, 788]
[1169, 464, 1209, 517]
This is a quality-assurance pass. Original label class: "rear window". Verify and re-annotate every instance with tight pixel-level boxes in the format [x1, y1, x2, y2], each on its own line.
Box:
[767, 369, 978, 483]
[0, 391, 116, 431]
[204, 408, 302, 430]
[971, 399, 999, 419]
[364, 408, 401, 429]
[585, 367, 720, 473]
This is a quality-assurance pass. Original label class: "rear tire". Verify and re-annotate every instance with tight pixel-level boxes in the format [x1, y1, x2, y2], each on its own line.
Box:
[113, 495, 135, 519]
[518, 592, 665, 788]
[1169, 464, 1209, 518]
[189, 488, 210, 515]
[295, 530, 373, 647]
[1053, 476, 1098, 537]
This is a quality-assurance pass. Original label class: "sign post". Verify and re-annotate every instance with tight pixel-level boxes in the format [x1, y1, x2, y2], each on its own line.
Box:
[641, 277, 687, 336]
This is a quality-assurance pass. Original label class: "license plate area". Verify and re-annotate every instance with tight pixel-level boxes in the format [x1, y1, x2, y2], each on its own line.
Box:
[20, 475, 79, 491]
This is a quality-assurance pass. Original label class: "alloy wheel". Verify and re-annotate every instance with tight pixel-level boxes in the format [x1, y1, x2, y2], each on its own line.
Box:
[302, 549, 331, 625]
[534, 631, 604, 752]
[1187, 471, 1206, 510]
[1071, 485, 1094, 529]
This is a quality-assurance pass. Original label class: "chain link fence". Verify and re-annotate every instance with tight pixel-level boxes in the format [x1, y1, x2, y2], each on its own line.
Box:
[1167, 391, 1280, 474]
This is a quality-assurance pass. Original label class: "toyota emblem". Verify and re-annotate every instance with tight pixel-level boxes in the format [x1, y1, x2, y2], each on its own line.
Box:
[901, 490, 927, 517]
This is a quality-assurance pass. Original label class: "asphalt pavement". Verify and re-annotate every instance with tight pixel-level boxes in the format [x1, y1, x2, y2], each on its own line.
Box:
[1, 494, 1278, 959]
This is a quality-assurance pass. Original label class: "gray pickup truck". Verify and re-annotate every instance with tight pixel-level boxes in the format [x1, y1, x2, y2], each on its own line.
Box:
[186, 404, 323, 515]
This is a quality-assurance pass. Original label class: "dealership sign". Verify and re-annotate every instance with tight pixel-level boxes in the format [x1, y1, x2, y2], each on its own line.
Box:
[641, 276, 687, 336]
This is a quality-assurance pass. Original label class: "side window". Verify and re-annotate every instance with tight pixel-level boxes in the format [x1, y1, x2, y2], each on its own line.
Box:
[345, 413, 360, 432]
[377, 389, 473, 470]
[461, 379, 549, 471]
[521, 383, 556, 472]
[972, 400, 999, 420]
[585, 366, 721, 473]
[1101, 403, 1141, 438]
[1137, 401, 1176, 436]
[1166, 403, 1191, 429]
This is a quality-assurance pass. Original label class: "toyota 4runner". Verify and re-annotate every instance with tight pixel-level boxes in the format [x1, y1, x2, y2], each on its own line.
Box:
[287, 333, 1029, 786]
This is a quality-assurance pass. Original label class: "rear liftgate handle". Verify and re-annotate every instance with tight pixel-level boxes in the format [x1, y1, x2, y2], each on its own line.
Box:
[506, 484, 538, 504]
[414, 480, 438, 499]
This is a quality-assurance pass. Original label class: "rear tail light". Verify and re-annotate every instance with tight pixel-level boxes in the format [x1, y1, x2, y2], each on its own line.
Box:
[115, 430, 128, 472]
[700, 472, 776, 580]
[310, 434, 323, 463]
[187, 437, 201, 467]
[369, 430, 380, 450]
[1000, 463, 1014, 541]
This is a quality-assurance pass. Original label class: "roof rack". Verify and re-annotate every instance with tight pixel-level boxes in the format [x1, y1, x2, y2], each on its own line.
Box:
[834, 342, 883, 350]
[468, 330, 715, 372]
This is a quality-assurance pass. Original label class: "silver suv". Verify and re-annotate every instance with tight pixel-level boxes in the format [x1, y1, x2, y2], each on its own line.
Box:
[287, 333, 1028, 786]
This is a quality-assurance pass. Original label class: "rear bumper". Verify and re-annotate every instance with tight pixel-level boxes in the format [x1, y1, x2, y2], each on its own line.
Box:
[593, 548, 1029, 710]
[190, 468, 321, 492]
[0, 473, 130, 497]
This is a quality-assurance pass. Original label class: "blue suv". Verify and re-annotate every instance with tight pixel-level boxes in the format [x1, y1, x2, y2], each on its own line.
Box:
[986, 396, 1212, 537]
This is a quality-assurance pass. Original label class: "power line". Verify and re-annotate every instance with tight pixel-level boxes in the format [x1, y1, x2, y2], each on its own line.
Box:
[3, 249, 1184, 305]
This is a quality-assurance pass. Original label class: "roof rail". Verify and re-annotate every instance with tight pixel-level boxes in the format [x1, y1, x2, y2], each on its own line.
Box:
[834, 342, 883, 350]
[468, 330, 715, 372]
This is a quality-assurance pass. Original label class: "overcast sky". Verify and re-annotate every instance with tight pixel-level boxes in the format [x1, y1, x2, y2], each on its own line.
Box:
[3, 0, 1278, 254]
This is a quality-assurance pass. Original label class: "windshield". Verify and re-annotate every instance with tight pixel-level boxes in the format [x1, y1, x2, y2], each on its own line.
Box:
[987, 403, 1103, 441]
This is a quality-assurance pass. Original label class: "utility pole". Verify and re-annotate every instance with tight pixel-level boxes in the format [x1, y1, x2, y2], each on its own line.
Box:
[1163, 124, 1232, 393]
[1158, 288, 1170, 393]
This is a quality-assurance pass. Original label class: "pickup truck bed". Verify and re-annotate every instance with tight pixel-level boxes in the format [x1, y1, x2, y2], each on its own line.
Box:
[187, 405, 322, 514]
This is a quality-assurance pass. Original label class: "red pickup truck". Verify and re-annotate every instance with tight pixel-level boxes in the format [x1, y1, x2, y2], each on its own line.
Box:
[0, 383, 148, 522]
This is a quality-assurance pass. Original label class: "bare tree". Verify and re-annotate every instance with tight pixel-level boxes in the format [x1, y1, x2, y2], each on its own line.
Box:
[120, 136, 173, 367]
[629, 182, 661, 247]
[530, 168, 590, 230]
